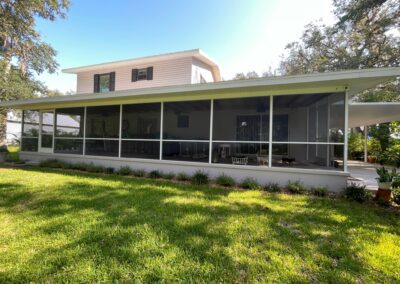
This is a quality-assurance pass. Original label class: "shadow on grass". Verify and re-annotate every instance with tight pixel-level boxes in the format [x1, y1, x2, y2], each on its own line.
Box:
[0, 166, 399, 282]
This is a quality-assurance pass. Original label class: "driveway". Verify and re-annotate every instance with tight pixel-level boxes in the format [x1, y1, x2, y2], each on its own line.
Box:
[348, 160, 379, 190]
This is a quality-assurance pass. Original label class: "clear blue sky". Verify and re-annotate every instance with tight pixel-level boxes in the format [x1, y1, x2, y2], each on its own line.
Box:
[36, 0, 335, 92]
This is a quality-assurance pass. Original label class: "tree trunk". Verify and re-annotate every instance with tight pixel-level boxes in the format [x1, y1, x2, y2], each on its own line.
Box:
[0, 108, 7, 145]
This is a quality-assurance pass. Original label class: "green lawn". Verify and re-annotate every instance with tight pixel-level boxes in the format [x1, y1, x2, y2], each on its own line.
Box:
[0, 167, 399, 283]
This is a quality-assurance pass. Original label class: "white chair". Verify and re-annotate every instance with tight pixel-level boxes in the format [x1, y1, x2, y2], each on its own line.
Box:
[232, 156, 248, 165]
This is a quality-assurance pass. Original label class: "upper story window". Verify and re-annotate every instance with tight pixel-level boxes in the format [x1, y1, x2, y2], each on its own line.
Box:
[132, 66, 153, 82]
[94, 72, 115, 93]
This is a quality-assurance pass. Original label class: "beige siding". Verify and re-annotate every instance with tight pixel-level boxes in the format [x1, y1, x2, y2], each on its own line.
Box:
[76, 57, 193, 94]
[191, 58, 214, 84]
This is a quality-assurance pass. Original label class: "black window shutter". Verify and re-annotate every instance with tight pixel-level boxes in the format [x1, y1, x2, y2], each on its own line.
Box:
[131, 69, 138, 82]
[109, 72, 115, 91]
[94, 74, 100, 93]
[147, 66, 153, 80]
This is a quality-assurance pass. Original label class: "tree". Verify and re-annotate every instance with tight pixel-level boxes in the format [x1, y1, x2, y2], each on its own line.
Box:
[280, 0, 400, 101]
[0, 0, 69, 143]
[232, 71, 260, 80]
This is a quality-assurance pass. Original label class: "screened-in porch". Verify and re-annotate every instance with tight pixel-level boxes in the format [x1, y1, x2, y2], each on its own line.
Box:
[20, 92, 345, 171]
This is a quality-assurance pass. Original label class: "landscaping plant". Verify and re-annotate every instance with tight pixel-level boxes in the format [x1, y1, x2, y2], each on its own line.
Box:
[263, 182, 281, 193]
[240, 177, 260, 190]
[311, 186, 328, 197]
[215, 174, 235, 187]
[176, 172, 191, 181]
[191, 171, 209, 185]
[287, 181, 306, 194]
[116, 166, 132, 176]
[344, 183, 370, 202]
[148, 170, 162, 179]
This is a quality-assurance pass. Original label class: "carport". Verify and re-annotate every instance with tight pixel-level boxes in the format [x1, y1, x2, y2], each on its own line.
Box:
[348, 102, 400, 189]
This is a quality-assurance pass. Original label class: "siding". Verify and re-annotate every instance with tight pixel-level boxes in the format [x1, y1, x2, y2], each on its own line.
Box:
[76, 57, 193, 94]
[191, 58, 215, 84]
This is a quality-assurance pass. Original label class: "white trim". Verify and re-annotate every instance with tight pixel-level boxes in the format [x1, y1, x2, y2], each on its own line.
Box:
[84, 138, 120, 141]
[269, 96, 273, 167]
[159, 102, 164, 160]
[118, 104, 123, 158]
[271, 141, 344, 145]
[344, 90, 349, 172]
[83, 107, 87, 155]
[364, 125, 368, 163]
[212, 140, 270, 144]
[21, 151, 349, 177]
[163, 139, 209, 143]
[209, 99, 214, 164]
[54, 137, 84, 140]
[121, 138, 160, 142]
[38, 110, 54, 154]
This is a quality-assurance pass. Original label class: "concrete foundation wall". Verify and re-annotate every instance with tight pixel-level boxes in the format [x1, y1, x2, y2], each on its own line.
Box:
[21, 152, 349, 192]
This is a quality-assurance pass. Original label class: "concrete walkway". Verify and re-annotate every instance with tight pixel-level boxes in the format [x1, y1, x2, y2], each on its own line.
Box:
[348, 160, 379, 190]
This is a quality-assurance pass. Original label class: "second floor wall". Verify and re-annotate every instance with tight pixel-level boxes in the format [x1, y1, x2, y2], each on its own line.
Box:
[76, 57, 215, 94]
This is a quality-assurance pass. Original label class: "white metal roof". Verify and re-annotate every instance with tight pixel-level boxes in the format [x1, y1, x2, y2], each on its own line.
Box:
[349, 102, 400, 127]
[1, 67, 399, 109]
[62, 49, 221, 81]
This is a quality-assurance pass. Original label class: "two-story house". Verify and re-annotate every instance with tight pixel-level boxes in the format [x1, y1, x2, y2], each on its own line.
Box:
[2, 48, 400, 191]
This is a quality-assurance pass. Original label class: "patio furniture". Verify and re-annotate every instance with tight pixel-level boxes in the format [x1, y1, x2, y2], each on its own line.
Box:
[232, 156, 248, 165]
[218, 144, 231, 158]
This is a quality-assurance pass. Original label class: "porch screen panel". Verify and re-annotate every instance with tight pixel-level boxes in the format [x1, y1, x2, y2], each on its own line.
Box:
[55, 107, 84, 154]
[211, 97, 270, 166]
[21, 110, 39, 152]
[272, 93, 345, 170]
[162, 100, 210, 162]
[121, 103, 160, 159]
[85, 105, 120, 157]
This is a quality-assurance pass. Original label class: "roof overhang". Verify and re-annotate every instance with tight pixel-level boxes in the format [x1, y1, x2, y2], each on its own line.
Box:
[62, 48, 221, 81]
[349, 102, 400, 127]
[1, 67, 399, 110]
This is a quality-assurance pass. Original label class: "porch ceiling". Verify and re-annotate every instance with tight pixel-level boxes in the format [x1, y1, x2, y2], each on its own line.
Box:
[349, 102, 400, 128]
[1, 67, 399, 110]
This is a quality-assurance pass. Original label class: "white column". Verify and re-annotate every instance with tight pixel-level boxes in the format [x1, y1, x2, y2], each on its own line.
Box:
[83, 107, 87, 156]
[159, 102, 164, 160]
[364, 125, 368, 163]
[208, 99, 214, 164]
[118, 105, 122, 158]
[343, 91, 349, 172]
[268, 96, 273, 167]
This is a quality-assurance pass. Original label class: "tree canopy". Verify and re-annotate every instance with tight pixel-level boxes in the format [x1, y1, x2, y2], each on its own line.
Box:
[280, 0, 399, 102]
[0, 0, 70, 143]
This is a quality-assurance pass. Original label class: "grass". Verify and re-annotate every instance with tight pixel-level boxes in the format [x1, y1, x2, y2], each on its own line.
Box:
[0, 167, 399, 282]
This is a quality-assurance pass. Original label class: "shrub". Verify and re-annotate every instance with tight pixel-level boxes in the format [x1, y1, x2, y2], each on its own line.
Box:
[344, 182, 370, 202]
[241, 177, 260, 190]
[85, 164, 105, 173]
[132, 169, 146, 177]
[39, 159, 68, 169]
[105, 167, 115, 174]
[148, 170, 162, 179]
[69, 162, 88, 171]
[162, 172, 175, 180]
[393, 189, 400, 205]
[311, 186, 328, 197]
[392, 177, 400, 189]
[191, 171, 209, 185]
[0, 145, 9, 153]
[264, 182, 281, 192]
[176, 172, 191, 181]
[116, 166, 132, 176]
[287, 181, 306, 194]
[215, 174, 235, 187]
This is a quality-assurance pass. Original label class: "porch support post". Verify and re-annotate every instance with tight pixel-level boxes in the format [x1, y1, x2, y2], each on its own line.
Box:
[208, 99, 214, 164]
[343, 90, 349, 172]
[268, 95, 273, 167]
[159, 102, 164, 160]
[118, 105, 122, 158]
[83, 107, 87, 156]
[364, 125, 368, 163]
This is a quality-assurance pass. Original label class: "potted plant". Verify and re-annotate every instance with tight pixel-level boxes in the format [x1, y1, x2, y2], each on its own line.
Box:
[375, 167, 397, 201]
[0, 145, 8, 163]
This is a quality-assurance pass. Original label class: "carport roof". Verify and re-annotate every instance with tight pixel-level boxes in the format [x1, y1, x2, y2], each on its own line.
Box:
[349, 102, 400, 127]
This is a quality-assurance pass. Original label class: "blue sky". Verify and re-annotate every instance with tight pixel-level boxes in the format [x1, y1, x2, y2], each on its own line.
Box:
[36, 0, 335, 93]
